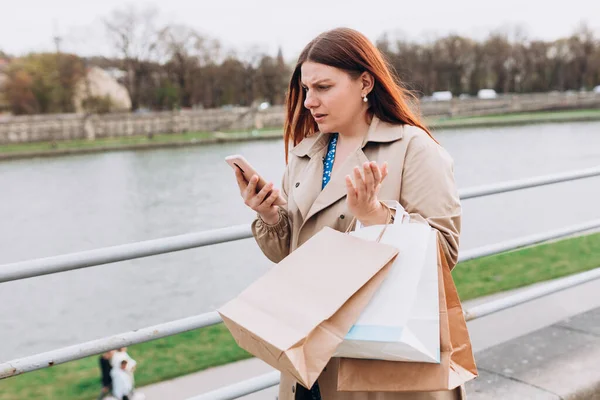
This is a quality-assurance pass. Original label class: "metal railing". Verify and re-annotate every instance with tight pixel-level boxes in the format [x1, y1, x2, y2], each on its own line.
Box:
[458, 165, 600, 199]
[2, 165, 599, 285]
[0, 313, 223, 378]
[4, 217, 599, 380]
[188, 371, 281, 400]
[0, 225, 253, 283]
[1, 166, 600, 399]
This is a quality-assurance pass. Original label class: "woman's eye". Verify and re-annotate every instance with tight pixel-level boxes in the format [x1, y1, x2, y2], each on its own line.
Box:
[302, 85, 330, 91]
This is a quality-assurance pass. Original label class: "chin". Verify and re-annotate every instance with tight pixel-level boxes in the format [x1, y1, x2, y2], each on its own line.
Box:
[317, 122, 335, 134]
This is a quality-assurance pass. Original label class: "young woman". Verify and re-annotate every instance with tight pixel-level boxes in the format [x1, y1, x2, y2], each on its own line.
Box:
[234, 28, 463, 400]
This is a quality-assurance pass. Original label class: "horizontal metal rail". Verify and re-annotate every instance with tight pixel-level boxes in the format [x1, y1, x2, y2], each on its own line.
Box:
[1, 166, 598, 284]
[458, 165, 600, 199]
[0, 312, 222, 379]
[187, 265, 600, 400]
[3, 219, 600, 379]
[464, 266, 600, 321]
[0, 225, 252, 283]
[187, 371, 280, 400]
[458, 218, 600, 262]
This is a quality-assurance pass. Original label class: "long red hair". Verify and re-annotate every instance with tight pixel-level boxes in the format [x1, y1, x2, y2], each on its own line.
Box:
[284, 27, 433, 162]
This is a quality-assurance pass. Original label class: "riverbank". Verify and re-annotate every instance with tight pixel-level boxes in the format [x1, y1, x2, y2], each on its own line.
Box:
[1, 109, 599, 162]
[1, 230, 599, 400]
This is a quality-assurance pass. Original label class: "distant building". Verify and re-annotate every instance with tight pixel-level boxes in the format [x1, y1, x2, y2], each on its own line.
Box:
[73, 66, 131, 113]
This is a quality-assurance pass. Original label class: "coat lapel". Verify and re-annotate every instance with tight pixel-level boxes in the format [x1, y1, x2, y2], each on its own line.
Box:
[292, 116, 405, 226]
[293, 146, 328, 221]
[301, 117, 384, 223]
[303, 148, 370, 223]
[290, 133, 329, 221]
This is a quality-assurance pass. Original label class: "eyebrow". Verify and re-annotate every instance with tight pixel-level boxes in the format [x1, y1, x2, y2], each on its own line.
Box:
[300, 79, 332, 86]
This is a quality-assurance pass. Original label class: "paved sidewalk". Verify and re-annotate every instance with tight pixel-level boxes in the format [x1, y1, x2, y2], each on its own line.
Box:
[467, 306, 600, 399]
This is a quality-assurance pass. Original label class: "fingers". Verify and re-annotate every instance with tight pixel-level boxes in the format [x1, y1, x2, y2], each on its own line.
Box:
[381, 162, 389, 181]
[355, 162, 386, 201]
[363, 161, 375, 192]
[239, 174, 280, 214]
[244, 175, 259, 200]
[346, 161, 387, 208]
[354, 166, 367, 199]
[371, 161, 382, 183]
[345, 174, 358, 203]
[374, 161, 388, 192]
[262, 188, 280, 208]
[254, 182, 273, 205]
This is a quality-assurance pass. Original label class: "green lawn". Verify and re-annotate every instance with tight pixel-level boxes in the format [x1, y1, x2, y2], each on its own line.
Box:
[429, 108, 600, 129]
[0, 325, 252, 399]
[0, 128, 281, 155]
[1, 231, 599, 400]
[0, 131, 212, 153]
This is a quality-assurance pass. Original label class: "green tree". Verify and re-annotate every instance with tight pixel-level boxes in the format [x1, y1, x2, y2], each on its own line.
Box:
[5, 53, 85, 114]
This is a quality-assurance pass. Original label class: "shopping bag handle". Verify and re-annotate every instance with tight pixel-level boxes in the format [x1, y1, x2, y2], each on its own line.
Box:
[345, 201, 392, 242]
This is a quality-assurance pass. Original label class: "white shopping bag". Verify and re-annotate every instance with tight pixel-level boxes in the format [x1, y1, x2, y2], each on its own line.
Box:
[334, 201, 440, 363]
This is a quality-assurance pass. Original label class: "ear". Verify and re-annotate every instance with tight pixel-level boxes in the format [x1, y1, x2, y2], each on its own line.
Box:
[360, 71, 374, 96]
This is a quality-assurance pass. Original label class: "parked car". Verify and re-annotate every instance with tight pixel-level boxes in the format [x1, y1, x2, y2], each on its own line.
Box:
[431, 91, 453, 101]
[477, 89, 498, 99]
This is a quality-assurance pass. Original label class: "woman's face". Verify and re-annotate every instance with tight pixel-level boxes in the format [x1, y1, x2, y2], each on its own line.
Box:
[301, 61, 367, 134]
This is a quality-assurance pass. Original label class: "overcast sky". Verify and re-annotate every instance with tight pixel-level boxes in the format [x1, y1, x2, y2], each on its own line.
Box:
[1, 0, 599, 61]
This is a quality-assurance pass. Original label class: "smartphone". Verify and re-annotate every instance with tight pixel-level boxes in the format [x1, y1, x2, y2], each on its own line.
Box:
[225, 154, 287, 206]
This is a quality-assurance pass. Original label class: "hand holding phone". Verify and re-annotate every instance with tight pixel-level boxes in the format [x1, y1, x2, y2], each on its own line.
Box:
[226, 155, 286, 224]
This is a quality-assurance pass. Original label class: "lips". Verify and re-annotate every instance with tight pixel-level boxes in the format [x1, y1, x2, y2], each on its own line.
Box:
[313, 114, 327, 122]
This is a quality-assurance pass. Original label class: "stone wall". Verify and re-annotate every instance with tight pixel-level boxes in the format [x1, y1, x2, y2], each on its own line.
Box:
[1, 92, 599, 145]
[0, 107, 285, 144]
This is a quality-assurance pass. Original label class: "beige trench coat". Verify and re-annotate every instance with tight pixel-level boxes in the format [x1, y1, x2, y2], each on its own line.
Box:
[251, 116, 465, 400]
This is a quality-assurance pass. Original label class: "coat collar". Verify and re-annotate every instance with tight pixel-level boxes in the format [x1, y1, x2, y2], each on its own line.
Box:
[290, 116, 404, 159]
[291, 116, 405, 224]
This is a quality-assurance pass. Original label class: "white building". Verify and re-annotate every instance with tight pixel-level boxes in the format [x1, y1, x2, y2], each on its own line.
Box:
[73, 67, 132, 113]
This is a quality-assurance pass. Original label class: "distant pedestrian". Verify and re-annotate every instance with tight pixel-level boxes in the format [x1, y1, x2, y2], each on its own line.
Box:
[111, 347, 137, 384]
[97, 350, 115, 399]
[111, 358, 133, 400]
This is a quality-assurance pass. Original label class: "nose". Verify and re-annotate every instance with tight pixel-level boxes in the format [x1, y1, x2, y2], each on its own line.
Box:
[304, 89, 319, 110]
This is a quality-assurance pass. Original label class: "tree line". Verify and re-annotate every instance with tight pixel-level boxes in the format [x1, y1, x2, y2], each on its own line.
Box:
[377, 23, 600, 96]
[1, 5, 598, 115]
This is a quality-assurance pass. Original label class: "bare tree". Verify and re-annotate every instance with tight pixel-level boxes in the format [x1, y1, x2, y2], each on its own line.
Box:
[569, 22, 597, 90]
[433, 35, 474, 94]
[483, 34, 512, 93]
[104, 5, 162, 110]
[255, 49, 289, 105]
[159, 25, 204, 108]
[547, 38, 574, 91]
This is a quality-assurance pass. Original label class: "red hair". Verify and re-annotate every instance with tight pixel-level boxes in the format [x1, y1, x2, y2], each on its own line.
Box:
[284, 27, 434, 162]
